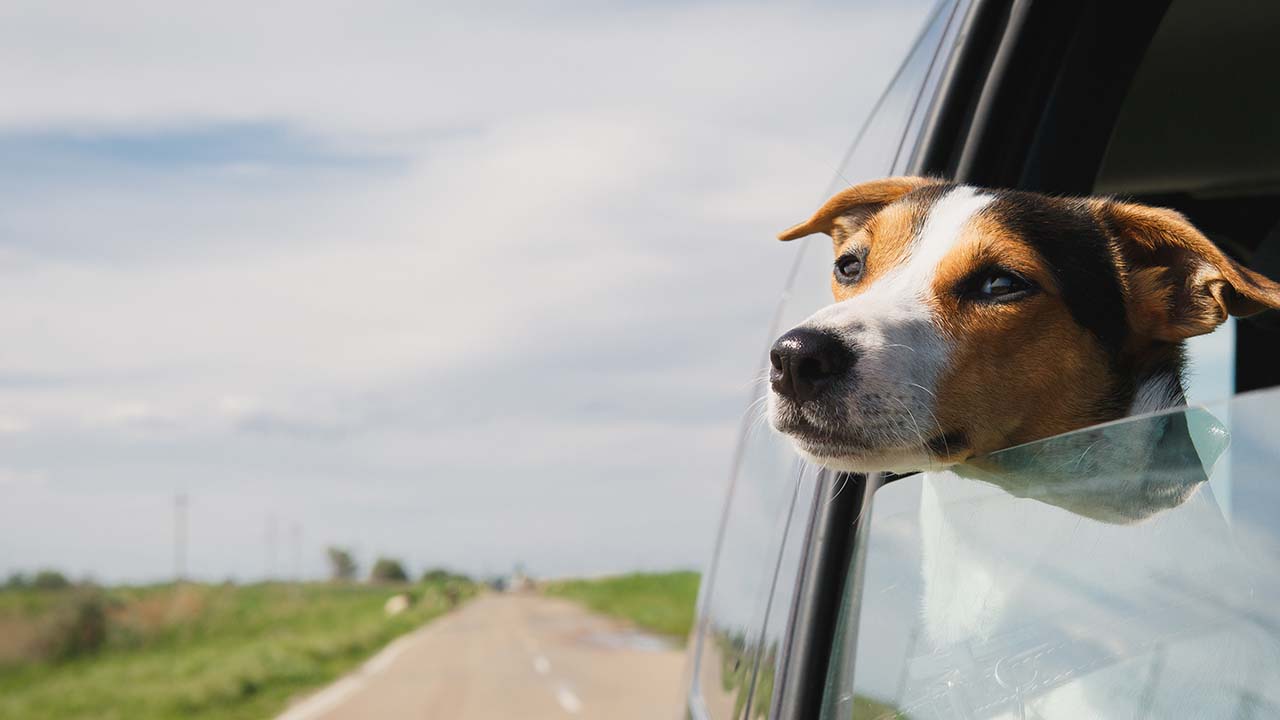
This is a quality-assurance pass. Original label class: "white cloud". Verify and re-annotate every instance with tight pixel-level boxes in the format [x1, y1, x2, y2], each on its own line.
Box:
[0, 0, 933, 582]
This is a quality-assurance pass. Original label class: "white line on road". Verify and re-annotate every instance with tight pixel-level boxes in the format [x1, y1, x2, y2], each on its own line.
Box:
[555, 686, 583, 715]
[533, 654, 551, 675]
[276, 676, 365, 720]
[361, 633, 417, 675]
[275, 627, 424, 720]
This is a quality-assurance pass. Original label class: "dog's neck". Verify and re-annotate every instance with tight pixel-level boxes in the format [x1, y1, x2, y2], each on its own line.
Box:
[1126, 343, 1188, 416]
[955, 342, 1209, 524]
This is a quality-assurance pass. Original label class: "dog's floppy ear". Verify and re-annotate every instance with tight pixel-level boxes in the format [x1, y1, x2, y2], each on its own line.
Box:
[1098, 199, 1280, 341]
[777, 176, 942, 241]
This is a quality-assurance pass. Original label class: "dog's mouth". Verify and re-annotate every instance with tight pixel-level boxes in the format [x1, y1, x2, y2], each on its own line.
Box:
[773, 415, 876, 456]
[772, 401, 969, 468]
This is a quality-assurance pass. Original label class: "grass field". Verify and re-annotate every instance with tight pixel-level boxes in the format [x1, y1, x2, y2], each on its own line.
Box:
[541, 570, 699, 639]
[0, 579, 474, 720]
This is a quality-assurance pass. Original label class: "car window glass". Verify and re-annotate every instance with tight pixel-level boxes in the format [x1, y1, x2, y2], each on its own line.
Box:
[685, 2, 952, 717]
[835, 0, 957, 184]
[822, 386, 1280, 719]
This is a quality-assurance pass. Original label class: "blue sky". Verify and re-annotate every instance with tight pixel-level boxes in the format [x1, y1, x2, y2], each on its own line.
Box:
[0, 0, 934, 582]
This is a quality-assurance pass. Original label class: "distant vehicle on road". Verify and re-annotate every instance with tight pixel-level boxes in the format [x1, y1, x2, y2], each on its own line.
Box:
[682, 1, 1280, 717]
[490, 565, 534, 593]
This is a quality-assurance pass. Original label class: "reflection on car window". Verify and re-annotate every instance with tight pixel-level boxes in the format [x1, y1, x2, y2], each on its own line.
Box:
[686, 2, 953, 718]
[824, 386, 1280, 719]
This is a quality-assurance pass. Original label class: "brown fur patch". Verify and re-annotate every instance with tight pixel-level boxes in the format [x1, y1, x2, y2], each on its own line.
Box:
[829, 200, 922, 300]
[1097, 199, 1280, 340]
[777, 176, 942, 242]
[928, 210, 1121, 457]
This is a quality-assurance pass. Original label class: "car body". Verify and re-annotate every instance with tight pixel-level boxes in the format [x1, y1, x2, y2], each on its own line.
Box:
[682, 0, 1280, 717]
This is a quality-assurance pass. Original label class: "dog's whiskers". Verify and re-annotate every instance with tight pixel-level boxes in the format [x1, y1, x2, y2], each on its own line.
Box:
[743, 392, 773, 439]
[743, 368, 772, 392]
[827, 471, 849, 505]
[889, 395, 929, 456]
[893, 382, 951, 458]
[906, 382, 938, 400]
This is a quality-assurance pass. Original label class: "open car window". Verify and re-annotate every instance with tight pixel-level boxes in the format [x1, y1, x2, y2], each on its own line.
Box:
[822, 385, 1280, 719]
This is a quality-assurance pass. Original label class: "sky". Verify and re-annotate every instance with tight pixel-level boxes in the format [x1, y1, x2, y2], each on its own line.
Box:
[0, 0, 934, 583]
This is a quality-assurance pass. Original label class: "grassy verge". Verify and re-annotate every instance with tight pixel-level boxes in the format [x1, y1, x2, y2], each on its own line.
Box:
[0, 579, 475, 720]
[541, 570, 699, 639]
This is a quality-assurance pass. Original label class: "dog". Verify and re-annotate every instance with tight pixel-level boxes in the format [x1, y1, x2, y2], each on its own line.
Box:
[767, 177, 1280, 717]
[768, 176, 1280, 475]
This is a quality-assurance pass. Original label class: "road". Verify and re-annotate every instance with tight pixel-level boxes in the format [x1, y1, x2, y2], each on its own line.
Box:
[276, 592, 687, 720]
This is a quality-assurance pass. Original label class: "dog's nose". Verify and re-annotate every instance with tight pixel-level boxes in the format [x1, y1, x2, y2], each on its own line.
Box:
[769, 328, 852, 404]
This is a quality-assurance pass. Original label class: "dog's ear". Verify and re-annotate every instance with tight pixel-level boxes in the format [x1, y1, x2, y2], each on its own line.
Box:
[777, 176, 942, 241]
[1098, 199, 1280, 341]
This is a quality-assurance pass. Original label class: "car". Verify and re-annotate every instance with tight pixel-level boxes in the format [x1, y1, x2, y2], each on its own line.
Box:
[681, 0, 1280, 717]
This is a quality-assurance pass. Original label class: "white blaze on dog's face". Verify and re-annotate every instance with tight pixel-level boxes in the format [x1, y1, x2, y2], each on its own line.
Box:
[767, 177, 1280, 473]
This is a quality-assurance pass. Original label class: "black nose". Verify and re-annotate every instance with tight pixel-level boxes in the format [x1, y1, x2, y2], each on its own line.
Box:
[770, 328, 852, 404]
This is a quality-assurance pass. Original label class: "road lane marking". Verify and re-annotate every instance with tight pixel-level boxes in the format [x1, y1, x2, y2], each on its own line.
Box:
[275, 626, 425, 720]
[361, 633, 416, 675]
[533, 654, 551, 675]
[276, 676, 365, 720]
[555, 686, 583, 715]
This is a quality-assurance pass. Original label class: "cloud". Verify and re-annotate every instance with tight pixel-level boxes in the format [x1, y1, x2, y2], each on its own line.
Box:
[0, 0, 933, 582]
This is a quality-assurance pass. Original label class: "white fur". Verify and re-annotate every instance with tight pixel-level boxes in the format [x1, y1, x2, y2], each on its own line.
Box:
[1129, 369, 1186, 416]
[909, 186, 995, 291]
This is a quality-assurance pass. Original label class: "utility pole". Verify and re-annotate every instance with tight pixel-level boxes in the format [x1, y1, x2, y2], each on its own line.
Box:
[290, 523, 302, 582]
[174, 493, 188, 583]
[266, 513, 278, 582]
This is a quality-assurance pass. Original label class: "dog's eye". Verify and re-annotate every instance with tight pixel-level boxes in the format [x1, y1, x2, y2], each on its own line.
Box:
[834, 254, 864, 284]
[979, 272, 1032, 299]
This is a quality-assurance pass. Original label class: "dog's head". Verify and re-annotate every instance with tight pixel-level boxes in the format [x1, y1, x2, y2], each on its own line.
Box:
[768, 177, 1280, 473]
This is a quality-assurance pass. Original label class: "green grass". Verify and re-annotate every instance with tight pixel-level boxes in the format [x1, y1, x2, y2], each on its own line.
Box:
[0, 579, 475, 720]
[541, 570, 699, 639]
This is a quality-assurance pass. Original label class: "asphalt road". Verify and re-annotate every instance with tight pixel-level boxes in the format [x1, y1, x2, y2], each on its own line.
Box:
[276, 592, 687, 720]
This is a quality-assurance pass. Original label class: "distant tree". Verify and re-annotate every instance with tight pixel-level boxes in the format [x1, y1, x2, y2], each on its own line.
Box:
[369, 557, 409, 584]
[326, 547, 358, 582]
[32, 570, 71, 590]
[420, 567, 470, 585]
[3, 572, 30, 590]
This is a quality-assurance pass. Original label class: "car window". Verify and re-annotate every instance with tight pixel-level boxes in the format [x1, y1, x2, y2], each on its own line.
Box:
[1094, 0, 1280, 198]
[1093, 0, 1280, 400]
[685, 2, 954, 717]
[820, 385, 1280, 719]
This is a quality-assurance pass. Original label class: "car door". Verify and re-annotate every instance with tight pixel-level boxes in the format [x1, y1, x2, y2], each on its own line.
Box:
[814, 0, 1280, 716]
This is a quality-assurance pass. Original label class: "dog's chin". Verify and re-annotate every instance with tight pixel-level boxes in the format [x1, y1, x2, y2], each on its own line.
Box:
[792, 439, 950, 474]
[774, 418, 959, 474]
[769, 396, 965, 474]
